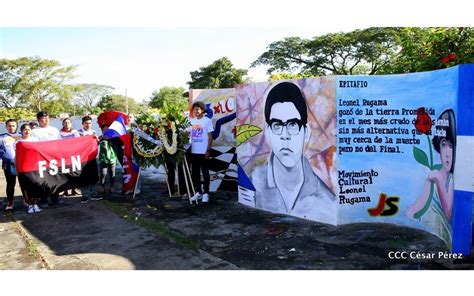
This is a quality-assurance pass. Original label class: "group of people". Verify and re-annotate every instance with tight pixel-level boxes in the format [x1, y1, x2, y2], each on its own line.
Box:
[0, 102, 216, 213]
[0, 111, 118, 214]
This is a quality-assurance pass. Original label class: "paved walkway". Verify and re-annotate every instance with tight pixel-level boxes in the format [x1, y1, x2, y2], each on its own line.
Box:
[0, 174, 237, 270]
[1, 197, 237, 270]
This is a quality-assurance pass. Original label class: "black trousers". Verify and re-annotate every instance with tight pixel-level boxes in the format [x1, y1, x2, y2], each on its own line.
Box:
[191, 153, 210, 194]
[3, 168, 16, 202]
[166, 160, 186, 194]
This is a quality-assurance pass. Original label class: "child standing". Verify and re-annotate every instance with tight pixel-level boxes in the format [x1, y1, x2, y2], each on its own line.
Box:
[189, 102, 214, 204]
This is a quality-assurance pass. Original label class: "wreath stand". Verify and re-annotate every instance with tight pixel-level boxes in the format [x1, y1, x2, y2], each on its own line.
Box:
[182, 157, 196, 204]
[162, 157, 195, 204]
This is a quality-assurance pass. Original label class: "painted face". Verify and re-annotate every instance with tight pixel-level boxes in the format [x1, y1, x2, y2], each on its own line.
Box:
[63, 119, 72, 130]
[21, 126, 32, 138]
[440, 138, 453, 173]
[267, 102, 305, 168]
[193, 106, 204, 118]
[38, 116, 49, 127]
[82, 120, 92, 131]
[6, 121, 17, 134]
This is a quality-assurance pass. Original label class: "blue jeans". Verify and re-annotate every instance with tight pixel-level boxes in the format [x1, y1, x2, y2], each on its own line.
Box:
[81, 184, 97, 199]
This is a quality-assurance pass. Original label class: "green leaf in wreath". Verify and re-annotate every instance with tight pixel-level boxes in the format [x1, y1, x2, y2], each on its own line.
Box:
[236, 124, 262, 146]
[433, 164, 442, 171]
[413, 146, 430, 169]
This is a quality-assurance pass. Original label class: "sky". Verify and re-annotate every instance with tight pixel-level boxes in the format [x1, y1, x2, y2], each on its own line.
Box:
[1, 0, 468, 103]
[0, 27, 360, 102]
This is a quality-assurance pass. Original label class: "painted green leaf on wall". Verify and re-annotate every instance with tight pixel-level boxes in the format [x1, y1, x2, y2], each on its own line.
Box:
[413, 146, 430, 169]
[236, 124, 262, 146]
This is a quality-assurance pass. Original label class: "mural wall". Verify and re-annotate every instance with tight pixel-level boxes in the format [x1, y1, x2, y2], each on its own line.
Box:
[336, 67, 461, 251]
[190, 88, 237, 191]
[236, 78, 338, 225]
[235, 65, 473, 254]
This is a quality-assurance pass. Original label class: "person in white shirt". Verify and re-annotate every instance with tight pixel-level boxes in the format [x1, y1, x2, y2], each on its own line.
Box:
[189, 101, 214, 204]
[77, 115, 97, 137]
[31, 111, 60, 141]
[30, 111, 61, 207]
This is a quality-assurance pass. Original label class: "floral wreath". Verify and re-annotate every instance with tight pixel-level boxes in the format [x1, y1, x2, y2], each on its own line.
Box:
[132, 111, 190, 169]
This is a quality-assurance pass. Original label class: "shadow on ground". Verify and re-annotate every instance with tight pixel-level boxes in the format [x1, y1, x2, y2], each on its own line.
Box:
[131, 179, 474, 270]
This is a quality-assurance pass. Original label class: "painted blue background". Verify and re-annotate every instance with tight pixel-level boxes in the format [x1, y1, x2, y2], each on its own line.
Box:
[336, 66, 471, 253]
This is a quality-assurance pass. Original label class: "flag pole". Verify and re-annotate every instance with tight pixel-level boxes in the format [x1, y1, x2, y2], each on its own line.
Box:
[132, 167, 141, 200]
[125, 88, 129, 115]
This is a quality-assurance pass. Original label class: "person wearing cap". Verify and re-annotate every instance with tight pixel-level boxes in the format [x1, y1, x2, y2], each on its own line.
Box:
[31, 111, 60, 141]
[30, 111, 61, 207]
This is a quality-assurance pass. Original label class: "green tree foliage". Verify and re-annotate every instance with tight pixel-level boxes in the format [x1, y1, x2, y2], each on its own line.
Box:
[188, 57, 248, 89]
[268, 72, 312, 81]
[253, 27, 473, 76]
[252, 28, 397, 76]
[97, 94, 144, 114]
[382, 27, 474, 74]
[0, 57, 76, 111]
[0, 107, 36, 122]
[74, 83, 114, 114]
[149, 86, 188, 110]
[41, 96, 77, 117]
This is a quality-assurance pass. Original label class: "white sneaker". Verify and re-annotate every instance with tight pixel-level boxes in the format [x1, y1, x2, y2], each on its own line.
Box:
[202, 193, 209, 203]
[5, 201, 14, 211]
[135, 189, 141, 195]
[27, 205, 34, 214]
[33, 204, 42, 213]
[190, 193, 202, 202]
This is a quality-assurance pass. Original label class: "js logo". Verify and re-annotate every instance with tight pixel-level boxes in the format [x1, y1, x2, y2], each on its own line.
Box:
[367, 193, 400, 217]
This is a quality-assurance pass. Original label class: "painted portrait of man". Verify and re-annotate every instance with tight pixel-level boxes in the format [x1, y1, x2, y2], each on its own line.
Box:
[249, 82, 336, 224]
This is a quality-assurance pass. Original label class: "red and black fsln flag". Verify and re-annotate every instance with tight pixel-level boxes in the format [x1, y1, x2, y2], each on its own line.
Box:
[16, 136, 99, 196]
